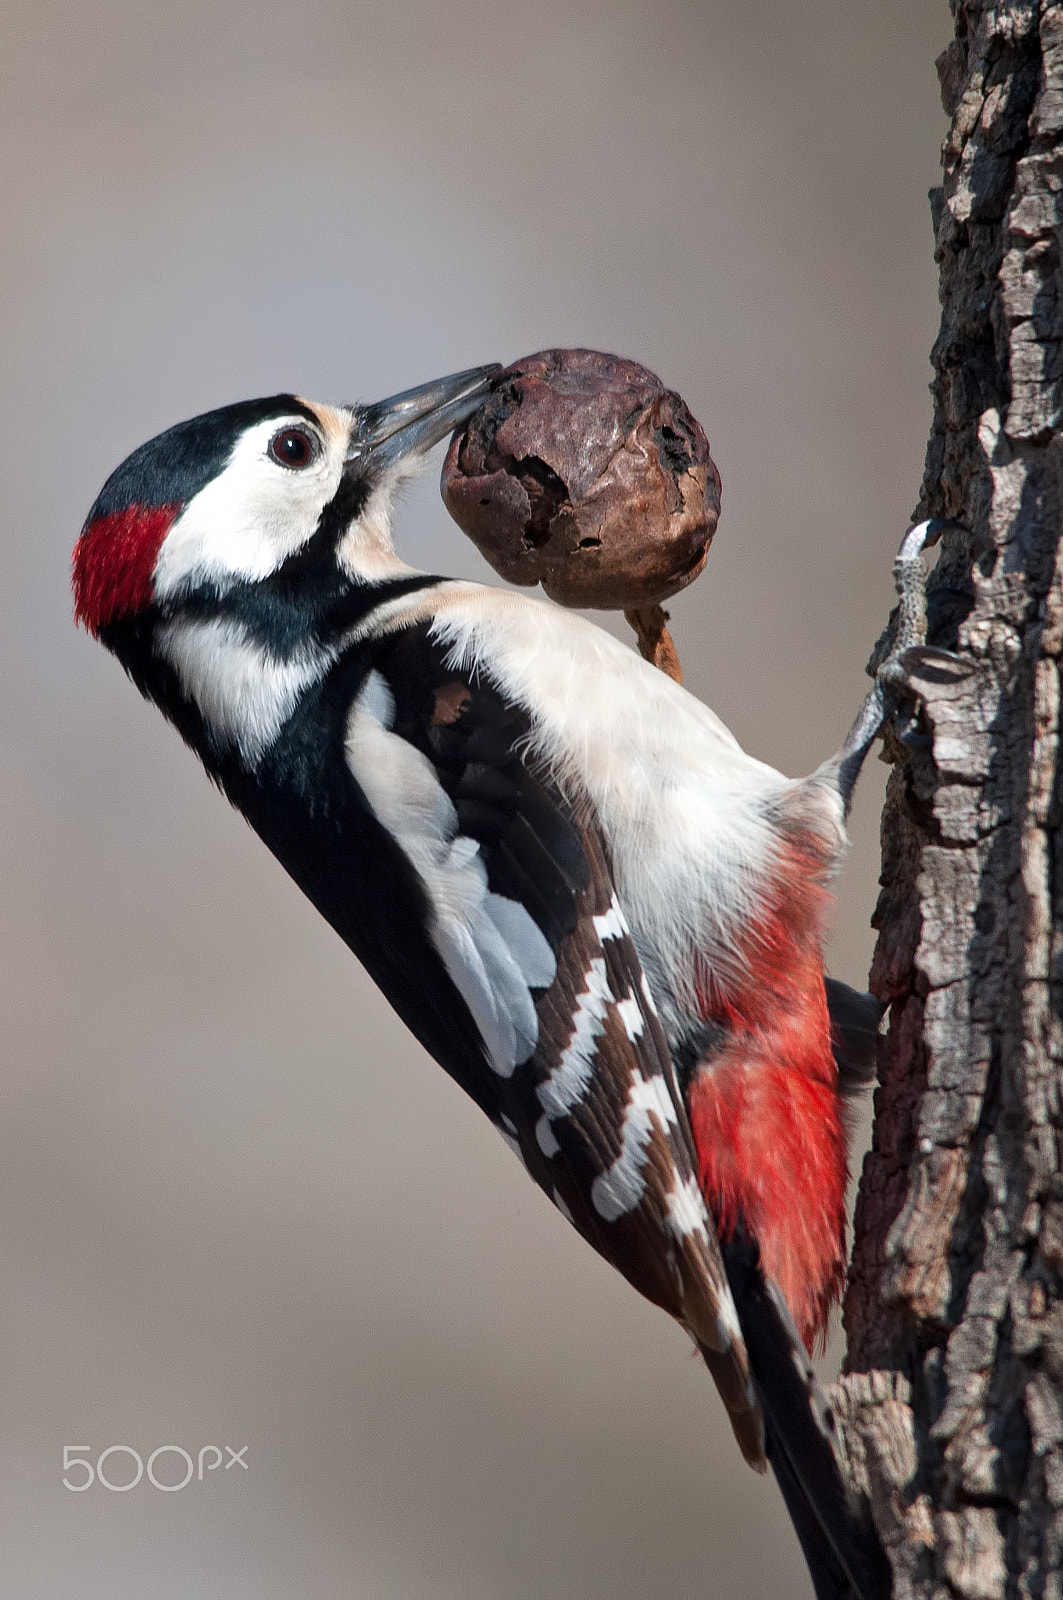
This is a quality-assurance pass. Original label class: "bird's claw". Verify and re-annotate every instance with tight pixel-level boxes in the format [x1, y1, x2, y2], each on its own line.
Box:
[877, 521, 967, 692]
[835, 519, 968, 811]
[880, 643, 972, 693]
[881, 646, 972, 750]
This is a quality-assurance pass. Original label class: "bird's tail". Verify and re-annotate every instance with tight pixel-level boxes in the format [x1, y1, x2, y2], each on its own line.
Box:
[705, 1234, 891, 1600]
[824, 976, 884, 1097]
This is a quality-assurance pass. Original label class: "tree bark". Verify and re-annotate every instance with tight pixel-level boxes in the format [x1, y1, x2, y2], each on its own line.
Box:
[828, 5, 1063, 1596]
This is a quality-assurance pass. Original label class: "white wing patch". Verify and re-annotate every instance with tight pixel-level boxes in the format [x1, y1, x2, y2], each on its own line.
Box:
[615, 997, 645, 1041]
[535, 1114, 561, 1157]
[345, 671, 556, 1076]
[536, 957, 612, 1119]
[666, 1174, 712, 1245]
[482, 894, 556, 989]
[356, 667, 396, 729]
[591, 1070, 679, 1222]
[592, 897, 629, 942]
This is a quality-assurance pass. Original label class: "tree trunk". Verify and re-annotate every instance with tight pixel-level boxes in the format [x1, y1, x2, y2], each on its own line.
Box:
[828, 4, 1063, 1596]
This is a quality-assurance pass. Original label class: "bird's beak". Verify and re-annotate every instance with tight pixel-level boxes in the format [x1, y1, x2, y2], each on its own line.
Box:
[346, 364, 501, 470]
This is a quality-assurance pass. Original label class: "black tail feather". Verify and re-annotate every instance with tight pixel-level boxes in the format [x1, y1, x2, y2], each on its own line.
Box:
[718, 1235, 891, 1600]
[767, 1434, 866, 1600]
[824, 976, 885, 1095]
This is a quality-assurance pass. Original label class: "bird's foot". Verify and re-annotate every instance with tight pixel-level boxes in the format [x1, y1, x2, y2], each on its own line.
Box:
[835, 519, 969, 808]
[884, 642, 972, 746]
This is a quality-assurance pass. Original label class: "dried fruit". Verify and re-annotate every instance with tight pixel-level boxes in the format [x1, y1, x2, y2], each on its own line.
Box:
[440, 349, 720, 612]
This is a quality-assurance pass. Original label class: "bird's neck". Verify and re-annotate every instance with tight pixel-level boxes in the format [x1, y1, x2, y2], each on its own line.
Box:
[136, 570, 441, 771]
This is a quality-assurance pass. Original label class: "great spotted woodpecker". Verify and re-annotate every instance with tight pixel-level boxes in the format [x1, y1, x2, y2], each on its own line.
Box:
[73, 366, 920, 1600]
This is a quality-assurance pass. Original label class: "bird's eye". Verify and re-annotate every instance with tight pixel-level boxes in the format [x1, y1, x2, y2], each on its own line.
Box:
[268, 427, 319, 469]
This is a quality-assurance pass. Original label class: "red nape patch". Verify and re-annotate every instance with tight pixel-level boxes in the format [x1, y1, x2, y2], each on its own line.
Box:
[72, 504, 180, 633]
[689, 833, 849, 1354]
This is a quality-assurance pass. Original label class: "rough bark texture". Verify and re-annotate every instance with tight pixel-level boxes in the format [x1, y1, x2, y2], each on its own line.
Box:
[830, 5, 1063, 1596]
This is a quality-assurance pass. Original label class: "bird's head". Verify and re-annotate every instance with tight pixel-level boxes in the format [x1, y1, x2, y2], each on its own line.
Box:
[72, 366, 499, 642]
[72, 365, 499, 767]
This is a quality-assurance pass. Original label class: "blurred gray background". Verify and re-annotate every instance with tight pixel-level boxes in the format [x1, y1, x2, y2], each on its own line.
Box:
[2, 4, 950, 1595]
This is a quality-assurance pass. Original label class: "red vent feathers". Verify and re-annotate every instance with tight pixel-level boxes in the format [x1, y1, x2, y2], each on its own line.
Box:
[72, 504, 179, 634]
[688, 834, 847, 1353]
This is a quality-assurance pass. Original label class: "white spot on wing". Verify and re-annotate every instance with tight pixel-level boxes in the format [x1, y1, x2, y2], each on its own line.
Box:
[591, 1071, 678, 1222]
[535, 1115, 560, 1157]
[592, 897, 629, 942]
[616, 997, 644, 1040]
[432, 893, 536, 1076]
[666, 1174, 710, 1243]
[357, 669, 395, 729]
[715, 1292, 742, 1349]
[536, 958, 611, 1119]
[484, 894, 556, 990]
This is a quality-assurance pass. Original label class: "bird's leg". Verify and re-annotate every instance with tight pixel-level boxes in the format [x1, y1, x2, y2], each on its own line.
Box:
[835, 519, 965, 813]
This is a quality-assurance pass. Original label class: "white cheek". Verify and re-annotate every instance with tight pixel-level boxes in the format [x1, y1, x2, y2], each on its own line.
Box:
[153, 425, 342, 600]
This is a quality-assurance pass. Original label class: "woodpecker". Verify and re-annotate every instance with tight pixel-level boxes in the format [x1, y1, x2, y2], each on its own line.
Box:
[73, 366, 922, 1600]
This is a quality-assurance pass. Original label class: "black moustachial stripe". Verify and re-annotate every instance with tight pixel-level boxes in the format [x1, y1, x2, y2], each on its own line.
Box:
[173, 568, 442, 661]
[100, 574, 443, 774]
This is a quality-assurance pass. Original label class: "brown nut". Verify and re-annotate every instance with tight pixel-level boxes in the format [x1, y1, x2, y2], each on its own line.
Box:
[440, 348, 720, 609]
